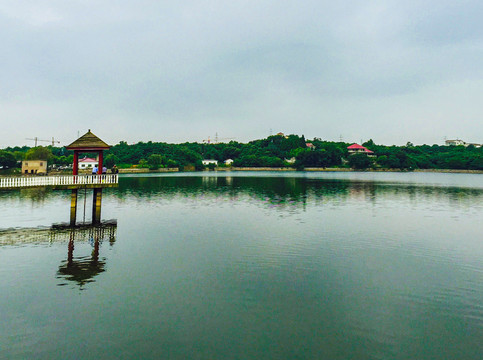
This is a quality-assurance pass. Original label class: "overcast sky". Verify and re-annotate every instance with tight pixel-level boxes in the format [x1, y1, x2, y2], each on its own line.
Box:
[1, 0, 482, 147]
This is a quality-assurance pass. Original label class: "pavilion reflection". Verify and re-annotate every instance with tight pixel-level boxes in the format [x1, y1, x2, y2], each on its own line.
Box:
[0, 220, 117, 289]
[55, 221, 117, 288]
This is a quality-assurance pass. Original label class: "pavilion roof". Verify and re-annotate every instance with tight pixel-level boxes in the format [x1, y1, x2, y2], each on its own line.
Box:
[66, 130, 110, 150]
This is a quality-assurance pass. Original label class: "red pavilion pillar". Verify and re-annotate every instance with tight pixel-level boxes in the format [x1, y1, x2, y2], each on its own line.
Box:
[97, 151, 103, 174]
[73, 150, 79, 175]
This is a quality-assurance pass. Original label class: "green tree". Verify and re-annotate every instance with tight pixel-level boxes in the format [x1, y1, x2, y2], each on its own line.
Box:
[0, 151, 17, 168]
[53, 155, 71, 166]
[295, 149, 331, 169]
[348, 153, 373, 170]
[377, 155, 388, 167]
[147, 154, 163, 170]
[204, 145, 222, 161]
[13, 151, 25, 161]
[104, 154, 120, 168]
[138, 159, 149, 168]
[362, 139, 375, 148]
[25, 147, 53, 162]
[386, 155, 401, 168]
[222, 146, 241, 160]
[167, 159, 178, 168]
[396, 151, 411, 169]
[469, 156, 483, 170]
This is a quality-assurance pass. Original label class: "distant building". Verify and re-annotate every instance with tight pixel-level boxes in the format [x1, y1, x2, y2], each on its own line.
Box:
[78, 157, 98, 169]
[445, 139, 481, 148]
[202, 159, 218, 166]
[22, 160, 47, 175]
[224, 159, 234, 166]
[445, 139, 466, 146]
[284, 157, 296, 164]
[306, 142, 316, 150]
[347, 144, 374, 155]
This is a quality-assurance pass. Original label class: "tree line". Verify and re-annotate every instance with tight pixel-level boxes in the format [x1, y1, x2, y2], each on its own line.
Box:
[1, 135, 482, 171]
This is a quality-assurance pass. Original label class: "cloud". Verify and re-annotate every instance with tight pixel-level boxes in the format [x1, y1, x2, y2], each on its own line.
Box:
[0, 1, 482, 147]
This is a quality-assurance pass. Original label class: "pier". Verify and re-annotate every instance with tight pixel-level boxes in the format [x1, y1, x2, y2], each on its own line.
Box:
[0, 174, 118, 190]
[0, 130, 118, 226]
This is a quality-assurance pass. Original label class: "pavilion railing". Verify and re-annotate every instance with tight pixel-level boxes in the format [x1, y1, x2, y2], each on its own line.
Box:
[0, 174, 118, 189]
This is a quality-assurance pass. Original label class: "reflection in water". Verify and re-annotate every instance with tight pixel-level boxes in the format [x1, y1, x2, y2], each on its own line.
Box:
[57, 234, 105, 288]
[114, 175, 483, 211]
[3, 174, 482, 217]
[56, 222, 117, 288]
[0, 221, 117, 288]
[0, 187, 61, 203]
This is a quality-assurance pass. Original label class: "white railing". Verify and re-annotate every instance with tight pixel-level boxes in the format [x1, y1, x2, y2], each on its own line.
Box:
[0, 174, 118, 189]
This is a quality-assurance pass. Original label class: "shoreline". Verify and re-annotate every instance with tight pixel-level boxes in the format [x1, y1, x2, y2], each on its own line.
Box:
[1, 167, 482, 178]
[206, 167, 483, 174]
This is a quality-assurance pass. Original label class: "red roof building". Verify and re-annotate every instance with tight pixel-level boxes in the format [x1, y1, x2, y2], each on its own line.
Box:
[78, 157, 98, 170]
[347, 143, 374, 155]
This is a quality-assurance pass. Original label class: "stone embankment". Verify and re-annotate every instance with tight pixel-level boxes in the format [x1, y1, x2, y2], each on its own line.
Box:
[413, 169, 483, 174]
[214, 167, 356, 172]
[118, 168, 178, 174]
[212, 167, 483, 174]
[215, 167, 295, 171]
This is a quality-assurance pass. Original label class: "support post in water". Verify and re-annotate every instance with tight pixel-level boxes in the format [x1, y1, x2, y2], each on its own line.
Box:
[70, 189, 78, 226]
[92, 188, 102, 224]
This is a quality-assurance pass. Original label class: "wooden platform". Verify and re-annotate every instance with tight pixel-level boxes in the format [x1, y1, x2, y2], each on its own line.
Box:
[0, 174, 118, 190]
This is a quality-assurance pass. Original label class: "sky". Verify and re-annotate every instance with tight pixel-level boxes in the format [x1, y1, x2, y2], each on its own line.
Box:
[1, 0, 483, 147]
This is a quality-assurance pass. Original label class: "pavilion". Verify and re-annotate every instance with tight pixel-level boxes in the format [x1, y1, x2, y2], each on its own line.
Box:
[65, 130, 113, 225]
[66, 129, 111, 175]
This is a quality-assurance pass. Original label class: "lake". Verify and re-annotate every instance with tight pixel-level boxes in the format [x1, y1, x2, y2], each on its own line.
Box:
[0, 171, 482, 359]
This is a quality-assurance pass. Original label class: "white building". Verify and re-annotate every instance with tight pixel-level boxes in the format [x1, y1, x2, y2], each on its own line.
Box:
[445, 139, 481, 148]
[224, 159, 234, 166]
[78, 157, 98, 169]
[445, 139, 466, 146]
[202, 159, 218, 166]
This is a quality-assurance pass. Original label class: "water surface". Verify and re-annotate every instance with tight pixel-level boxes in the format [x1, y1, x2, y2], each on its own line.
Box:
[1, 172, 482, 359]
